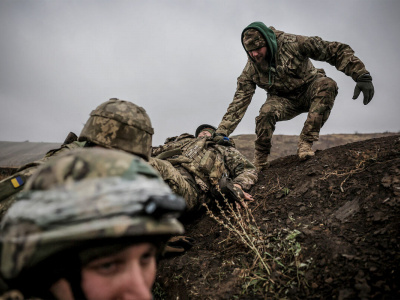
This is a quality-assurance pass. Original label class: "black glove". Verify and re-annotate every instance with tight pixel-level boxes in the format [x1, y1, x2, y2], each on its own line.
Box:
[352, 73, 374, 105]
[163, 236, 195, 257]
[212, 133, 233, 146]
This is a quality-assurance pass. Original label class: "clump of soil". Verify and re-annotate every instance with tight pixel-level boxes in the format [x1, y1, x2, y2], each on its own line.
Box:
[155, 135, 400, 299]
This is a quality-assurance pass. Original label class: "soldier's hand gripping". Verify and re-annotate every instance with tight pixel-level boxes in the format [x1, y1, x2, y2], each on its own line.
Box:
[234, 184, 254, 202]
[213, 133, 233, 146]
[233, 184, 254, 209]
[352, 73, 374, 105]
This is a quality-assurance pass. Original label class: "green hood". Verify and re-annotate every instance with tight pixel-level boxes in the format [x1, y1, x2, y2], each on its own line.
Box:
[241, 22, 277, 83]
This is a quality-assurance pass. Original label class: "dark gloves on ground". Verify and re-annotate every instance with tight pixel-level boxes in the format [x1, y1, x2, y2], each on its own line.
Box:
[213, 133, 233, 146]
[163, 236, 195, 257]
[353, 73, 374, 105]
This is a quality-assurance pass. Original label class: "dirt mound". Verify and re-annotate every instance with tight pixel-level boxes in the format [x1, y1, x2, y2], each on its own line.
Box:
[155, 135, 400, 299]
[231, 132, 398, 162]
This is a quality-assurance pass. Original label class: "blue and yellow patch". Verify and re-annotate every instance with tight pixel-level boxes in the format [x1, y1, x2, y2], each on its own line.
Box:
[11, 176, 24, 188]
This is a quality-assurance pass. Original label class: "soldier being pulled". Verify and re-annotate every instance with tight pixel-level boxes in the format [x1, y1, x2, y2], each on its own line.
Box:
[214, 22, 375, 170]
[150, 124, 258, 214]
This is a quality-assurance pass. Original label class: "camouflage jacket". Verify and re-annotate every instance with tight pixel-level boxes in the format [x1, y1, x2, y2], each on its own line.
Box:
[151, 134, 258, 191]
[0, 141, 86, 219]
[217, 27, 369, 136]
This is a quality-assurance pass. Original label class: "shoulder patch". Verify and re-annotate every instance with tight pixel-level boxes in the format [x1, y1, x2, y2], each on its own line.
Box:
[10, 176, 24, 188]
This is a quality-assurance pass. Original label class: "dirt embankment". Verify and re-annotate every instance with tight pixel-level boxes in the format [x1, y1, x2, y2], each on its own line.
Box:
[155, 135, 400, 299]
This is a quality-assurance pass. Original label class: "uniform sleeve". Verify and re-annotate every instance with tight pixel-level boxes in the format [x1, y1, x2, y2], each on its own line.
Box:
[0, 144, 74, 203]
[221, 146, 258, 190]
[151, 142, 177, 157]
[297, 35, 369, 81]
[151, 138, 188, 158]
[216, 61, 257, 137]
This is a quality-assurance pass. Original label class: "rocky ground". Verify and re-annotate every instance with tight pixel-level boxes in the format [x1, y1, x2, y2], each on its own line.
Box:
[155, 134, 400, 299]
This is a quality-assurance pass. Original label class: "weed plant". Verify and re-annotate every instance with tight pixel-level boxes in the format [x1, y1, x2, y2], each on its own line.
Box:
[204, 191, 311, 298]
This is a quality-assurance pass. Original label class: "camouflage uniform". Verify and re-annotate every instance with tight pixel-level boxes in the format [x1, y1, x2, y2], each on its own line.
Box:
[216, 22, 370, 164]
[0, 141, 85, 218]
[0, 148, 185, 299]
[150, 133, 258, 211]
[0, 98, 153, 219]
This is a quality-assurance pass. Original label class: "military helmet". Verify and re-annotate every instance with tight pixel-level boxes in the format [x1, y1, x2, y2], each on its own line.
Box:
[0, 148, 185, 280]
[195, 124, 216, 137]
[79, 98, 154, 160]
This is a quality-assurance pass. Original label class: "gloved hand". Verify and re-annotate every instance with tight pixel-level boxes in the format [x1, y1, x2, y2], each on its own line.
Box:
[352, 73, 374, 105]
[213, 133, 233, 146]
[162, 236, 195, 257]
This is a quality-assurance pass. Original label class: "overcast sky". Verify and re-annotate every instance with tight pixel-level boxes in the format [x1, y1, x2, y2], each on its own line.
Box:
[0, 0, 399, 147]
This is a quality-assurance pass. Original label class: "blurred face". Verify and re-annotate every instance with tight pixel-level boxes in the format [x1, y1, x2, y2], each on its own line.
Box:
[81, 243, 157, 300]
[248, 46, 267, 63]
[198, 130, 212, 138]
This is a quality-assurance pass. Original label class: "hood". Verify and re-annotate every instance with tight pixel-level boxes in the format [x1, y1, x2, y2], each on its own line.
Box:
[241, 22, 277, 68]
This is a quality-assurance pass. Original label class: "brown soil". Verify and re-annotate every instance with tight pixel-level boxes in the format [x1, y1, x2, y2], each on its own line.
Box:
[155, 135, 400, 299]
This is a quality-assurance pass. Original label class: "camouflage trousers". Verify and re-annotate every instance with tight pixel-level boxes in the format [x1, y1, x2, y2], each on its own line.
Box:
[149, 158, 199, 211]
[255, 76, 338, 154]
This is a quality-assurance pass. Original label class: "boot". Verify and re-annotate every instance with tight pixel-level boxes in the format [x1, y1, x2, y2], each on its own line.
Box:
[297, 139, 315, 161]
[254, 150, 269, 171]
[162, 236, 195, 257]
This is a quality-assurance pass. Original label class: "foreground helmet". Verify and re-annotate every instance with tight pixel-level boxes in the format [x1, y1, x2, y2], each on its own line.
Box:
[195, 124, 216, 137]
[0, 148, 185, 282]
[79, 98, 154, 160]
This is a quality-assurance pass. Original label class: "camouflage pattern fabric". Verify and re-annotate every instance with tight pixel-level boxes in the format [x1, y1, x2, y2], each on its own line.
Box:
[79, 98, 154, 160]
[217, 27, 369, 147]
[242, 29, 267, 51]
[150, 158, 199, 211]
[151, 135, 258, 209]
[0, 141, 86, 220]
[255, 76, 338, 154]
[0, 148, 185, 280]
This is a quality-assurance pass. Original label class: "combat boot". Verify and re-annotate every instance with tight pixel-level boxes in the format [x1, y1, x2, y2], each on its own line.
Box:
[254, 150, 269, 171]
[297, 139, 315, 161]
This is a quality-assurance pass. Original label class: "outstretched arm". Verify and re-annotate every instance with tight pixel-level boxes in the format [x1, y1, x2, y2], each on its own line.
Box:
[216, 62, 257, 137]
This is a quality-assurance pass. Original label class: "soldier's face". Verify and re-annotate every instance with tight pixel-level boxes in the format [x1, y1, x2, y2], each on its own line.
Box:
[198, 130, 212, 138]
[249, 46, 267, 63]
[81, 243, 157, 300]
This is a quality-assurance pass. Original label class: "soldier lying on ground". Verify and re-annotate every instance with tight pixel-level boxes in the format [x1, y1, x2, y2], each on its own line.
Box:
[214, 21, 375, 170]
[0, 148, 185, 300]
[150, 124, 258, 213]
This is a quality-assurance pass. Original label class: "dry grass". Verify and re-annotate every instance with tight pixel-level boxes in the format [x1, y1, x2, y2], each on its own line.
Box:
[319, 148, 379, 192]
[204, 188, 310, 297]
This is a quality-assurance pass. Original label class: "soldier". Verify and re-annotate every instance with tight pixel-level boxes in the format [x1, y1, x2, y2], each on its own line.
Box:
[150, 124, 258, 213]
[214, 22, 375, 170]
[0, 148, 185, 300]
[0, 98, 154, 218]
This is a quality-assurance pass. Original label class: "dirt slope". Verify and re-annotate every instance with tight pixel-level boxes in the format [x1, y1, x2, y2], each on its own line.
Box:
[232, 132, 397, 162]
[155, 135, 400, 299]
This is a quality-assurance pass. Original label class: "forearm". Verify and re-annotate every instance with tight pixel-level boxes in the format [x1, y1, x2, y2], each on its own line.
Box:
[299, 35, 368, 81]
[232, 168, 258, 190]
[222, 147, 258, 190]
[217, 83, 255, 136]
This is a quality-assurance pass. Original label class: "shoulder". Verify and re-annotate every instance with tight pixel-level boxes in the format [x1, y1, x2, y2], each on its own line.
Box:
[45, 141, 86, 158]
[175, 133, 195, 141]
[272, 27, 299, 45]
[238, 60, 257, 81]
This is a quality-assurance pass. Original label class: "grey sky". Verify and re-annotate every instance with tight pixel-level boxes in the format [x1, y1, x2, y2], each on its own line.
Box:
[0, 0, 399, 147]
